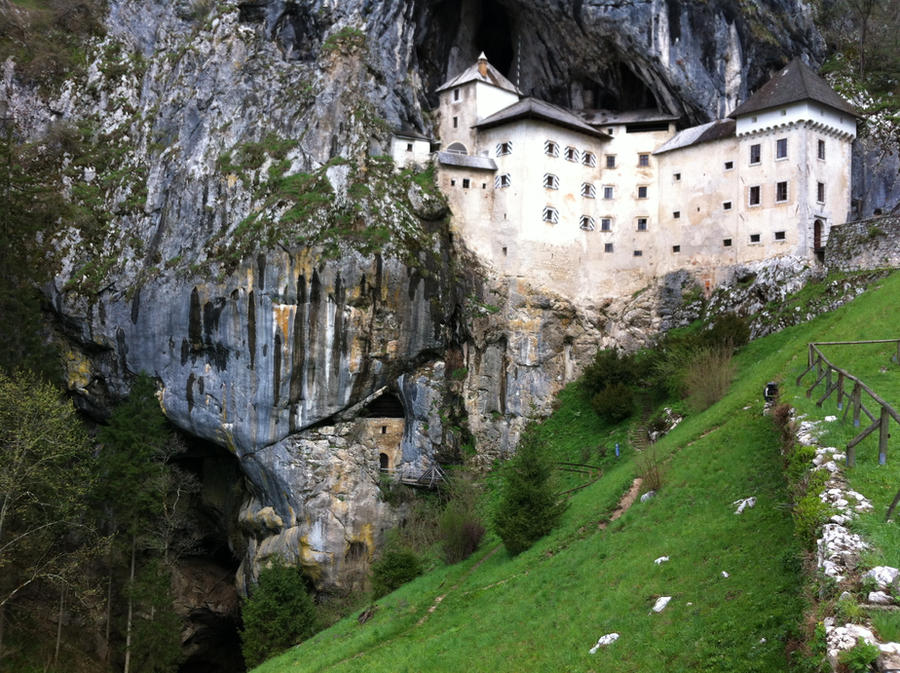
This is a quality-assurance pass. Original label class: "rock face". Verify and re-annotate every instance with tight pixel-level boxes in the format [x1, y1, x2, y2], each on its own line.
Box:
[1, 0, 855, 597]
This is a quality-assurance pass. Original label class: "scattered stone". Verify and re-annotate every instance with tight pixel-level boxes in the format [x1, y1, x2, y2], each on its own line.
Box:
[865, 566, 900, 591]
[733, 497, 757, 514]
[759, 637, 767, 644]
[589, 633, 619, 653]
[654, 556, 669, 565]
[818, 524, 869, 581]
[825, 619, 878, 668]
[824, 415, 837, 422]
[868, 591, 893, 605]
[878, 642, 900, 672]
[652, 596, 672, 613]
[721, 571, 729, 578]
[640, 491, 656, 503]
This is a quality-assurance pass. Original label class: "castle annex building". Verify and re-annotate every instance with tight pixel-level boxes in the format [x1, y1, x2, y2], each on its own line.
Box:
[395, 54, 858, 304]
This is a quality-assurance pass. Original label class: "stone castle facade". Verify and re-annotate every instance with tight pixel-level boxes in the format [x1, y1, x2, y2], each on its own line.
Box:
[393, 54, 858, 306]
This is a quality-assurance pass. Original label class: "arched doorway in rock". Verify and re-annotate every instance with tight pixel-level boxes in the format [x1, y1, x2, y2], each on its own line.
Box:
[379, 452, 390, 471]
[813, 218, 825, 263]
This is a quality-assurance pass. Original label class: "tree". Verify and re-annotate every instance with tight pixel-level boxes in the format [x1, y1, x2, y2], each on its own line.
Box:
[241, 560, 317, 667]
[492, 429, 566, 555]
[0, 370, 97, 660]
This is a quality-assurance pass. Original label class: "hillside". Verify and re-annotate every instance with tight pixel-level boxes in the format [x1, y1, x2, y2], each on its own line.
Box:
[252, 270, 900, 673]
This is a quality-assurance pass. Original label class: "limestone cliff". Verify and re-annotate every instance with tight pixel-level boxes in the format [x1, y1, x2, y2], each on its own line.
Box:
[1, 0, 855, 596]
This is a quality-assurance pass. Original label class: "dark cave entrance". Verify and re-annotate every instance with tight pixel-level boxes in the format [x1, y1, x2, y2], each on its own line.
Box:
[475, 0, 515, 77]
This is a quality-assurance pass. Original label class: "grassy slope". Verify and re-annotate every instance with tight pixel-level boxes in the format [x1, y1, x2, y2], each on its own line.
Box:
[255, 270, 900, 673]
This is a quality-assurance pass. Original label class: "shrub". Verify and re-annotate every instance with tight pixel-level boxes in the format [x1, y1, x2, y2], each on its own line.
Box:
[591, 383, 634, 422]
[838, 639, 880, 673]
[492, 430, 566, 555]
[582, 348, 642, 394]
[241, 560, 317, 667]
[439, 501, 486, 564]
[703, 312, 750, 350]
[682, 345, 735, 412]
[637, 446, 663, 493]
[370, 546, 423, 599]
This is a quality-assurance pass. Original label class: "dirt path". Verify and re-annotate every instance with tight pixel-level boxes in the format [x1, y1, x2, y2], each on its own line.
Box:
[598, 476, 643, 529]
[416, 543, 503, 626]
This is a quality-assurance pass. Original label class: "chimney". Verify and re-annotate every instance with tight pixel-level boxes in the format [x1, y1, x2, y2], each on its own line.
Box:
[477, 52, 488, 77]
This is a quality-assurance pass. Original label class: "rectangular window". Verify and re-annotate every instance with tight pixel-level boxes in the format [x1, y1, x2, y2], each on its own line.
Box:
[544, 140, 559, 157]
[564, 146, 579, 162]
[637, 185, 648, 199]
[724, 160, 734, 170]
[775, 230, 786, 241]
[453, 88, 460, 101]
[749, 185, 761, 206]
[638, 153, 650, 167]
[776, 138, 788, 159]
[776, 180, 788, 202]
[603, 186, 614, 200]
[496, 141, 512, 157]
[673, 172, 681, 182]
[542, 206, 559, 224]
[579, 215, 595, 231]
[633, 249, 643, 257]
[750, 233, 760, 243]
[406, 142, 413, 152]
[494, 173, 511, 189]
[604, 243, 614, 253]
[672, 245, 680, 253]
[723, 201, 732, 211]
[543, 173, 559, 190]
[723, 238, 732, 247]
[636, 217, 648, 231]
[817, 181, 825, 203]
[453, 116, 458, 129]
[600, 218, 612, 231]
[673, 211, 680, 219]
[462, 178, 470, 189]
[450, 179, 456, 186]
[749, 144, 761, 165]
[606, 155, 616, 169]
[581, 183, 596, 199]
[582, 151, 597, 167]
[818, 139, 826, 160]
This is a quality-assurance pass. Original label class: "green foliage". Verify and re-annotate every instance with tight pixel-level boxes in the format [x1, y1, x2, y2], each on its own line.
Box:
[705, 313, 750, 351]
[437, 471, 485, 564]
[321, 26, 366, 55]
[582, 348, 643, 393]
[370, 546, 423, 599]
[838, 639, 880, 673]
[591, 382, 635, 423]
[128, 560, 185, 673]
[492, 429, 566, 555]
[682, 345, 735, 412]
[834, 593, 864, 624]
[242, 560, 318, 667]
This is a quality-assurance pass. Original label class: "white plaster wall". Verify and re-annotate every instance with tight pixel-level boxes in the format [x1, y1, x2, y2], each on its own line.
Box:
[390, 137, 431, 167]
[736, 102, 857, 138]
[474, 81, 520, 121]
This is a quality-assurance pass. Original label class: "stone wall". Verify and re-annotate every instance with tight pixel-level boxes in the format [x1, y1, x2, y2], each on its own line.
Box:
[824, 215, 900, 271]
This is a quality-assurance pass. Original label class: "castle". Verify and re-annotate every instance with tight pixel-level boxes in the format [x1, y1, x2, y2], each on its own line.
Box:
[393, 54, 858, 303]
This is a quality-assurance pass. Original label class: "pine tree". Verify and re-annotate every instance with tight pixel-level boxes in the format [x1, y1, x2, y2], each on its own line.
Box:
[492, 429, 566, 555]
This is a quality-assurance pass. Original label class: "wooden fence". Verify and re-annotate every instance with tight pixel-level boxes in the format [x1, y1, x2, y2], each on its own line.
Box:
[796, 339, 900, 468]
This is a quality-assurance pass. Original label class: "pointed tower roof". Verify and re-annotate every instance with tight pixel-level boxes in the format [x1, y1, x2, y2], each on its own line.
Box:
[729, 58, 857, 118]
[436, 54, 521, 95]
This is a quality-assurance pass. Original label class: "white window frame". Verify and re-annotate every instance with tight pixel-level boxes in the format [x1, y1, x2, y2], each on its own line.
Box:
[748, 185, 761, 207]
[723, 201, 733, 211]
[581, 182, 596, 199]
[603, 185, 614, 200]
[636, 217, 648, 231]
[775, 138, 788, 160]
[542, 206, 559, 224]
[495, 173, 511, 189]
[637, 185, 648, 199]
[582, 151, 597, 167]
[496, 141, 513, 157]
[543, 173, 559, 190]
[776, 180, 788, 203]
[600, 217, 612, 232]
[605, 155, 616, 169]
[638, 153, 650, 167]
[749, 143, 761, 166]
[579, 215, 595, 231]
[544, 140, 559, 157]
[817, 181, 825, 204]
[817, 139, 826, 161]
[564, 146, 580, 162]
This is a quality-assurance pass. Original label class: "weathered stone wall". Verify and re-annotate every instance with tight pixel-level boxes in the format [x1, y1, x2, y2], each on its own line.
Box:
[824, 215, 900, 271]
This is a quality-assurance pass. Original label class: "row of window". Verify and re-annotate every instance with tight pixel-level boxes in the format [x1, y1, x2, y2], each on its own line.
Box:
[541, 208, 648, 232]
[748, 138, 827, 166]
[496, 140, 647, 170]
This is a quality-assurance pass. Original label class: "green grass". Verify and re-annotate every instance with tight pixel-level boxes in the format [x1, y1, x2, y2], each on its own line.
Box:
[252, 270, 900, 672]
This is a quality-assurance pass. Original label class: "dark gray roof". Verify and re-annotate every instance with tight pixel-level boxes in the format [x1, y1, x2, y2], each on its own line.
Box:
[436, 56, 521, 95]
[474, 97, 611, 139]
[730, 58, 857, 118]
[653, 119, 736, 154]
[580, 109, 679, 126]
[393, 125, 431, 141]
[436, 152, 497, 171]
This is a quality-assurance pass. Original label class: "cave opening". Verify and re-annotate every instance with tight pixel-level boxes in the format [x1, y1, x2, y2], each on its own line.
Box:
[475, 0, 515, 77]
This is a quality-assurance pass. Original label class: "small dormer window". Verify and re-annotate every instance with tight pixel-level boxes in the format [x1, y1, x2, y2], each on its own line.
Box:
[496, 141, 513, 157]
[544, 140, 559, 157]
[581, 183, 596, 199]
[543, 173, 559, 190]
[495, 173, 511, 189]
[564, 146, 579, 162]
[579, 215, 595, 231]
[542, 206, 559, 224]
[582, 151, 597, 167]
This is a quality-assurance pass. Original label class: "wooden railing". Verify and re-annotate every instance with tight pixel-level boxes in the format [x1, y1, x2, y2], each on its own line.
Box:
[796, 340, 900, 467]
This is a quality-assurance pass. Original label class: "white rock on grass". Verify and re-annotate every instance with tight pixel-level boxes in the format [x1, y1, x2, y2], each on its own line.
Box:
[652, 596, 672, 613]
[825, 622, 877, 668]
[733, 497, 757, 514]
[654, 556, 669, 565]
[589, 633, 619, 653]
[817, 524, 869, 581]
[824, 415, 837, 422]
[640, 491, 656, 503]
[878, 642, 900, 671]
[868, 591, 893, 605]
[721, 571, 729, 578]
[865, 566, 900, 590]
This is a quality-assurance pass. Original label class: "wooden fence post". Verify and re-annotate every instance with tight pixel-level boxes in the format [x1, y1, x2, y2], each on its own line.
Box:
[837, 372, 844, 410]
[879, 407, 890, 466]
[852, 384, 862, 428]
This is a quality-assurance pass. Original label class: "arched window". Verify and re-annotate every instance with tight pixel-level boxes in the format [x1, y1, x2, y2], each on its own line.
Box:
[581, 183, 596, 199]
[446, 142, 468, 155]
[379, 453, 390, 471]
[579, 215, 595, 231]
[494, 173, 511, 188]
[543, 173, 559, 190]
[542, 206, 559, 224]
[544, 140, 559, 157]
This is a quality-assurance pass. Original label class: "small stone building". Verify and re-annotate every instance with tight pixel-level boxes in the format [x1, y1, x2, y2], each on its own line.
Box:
[358, 391, 405, 474]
